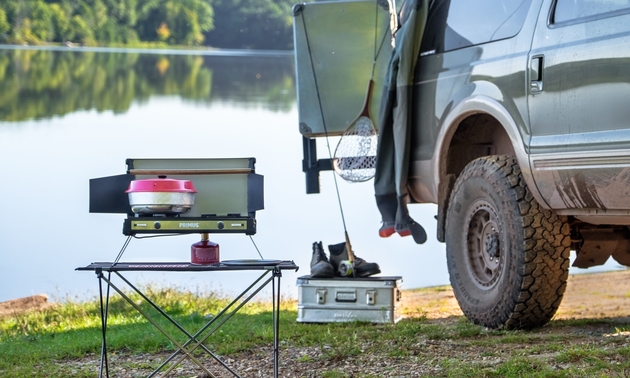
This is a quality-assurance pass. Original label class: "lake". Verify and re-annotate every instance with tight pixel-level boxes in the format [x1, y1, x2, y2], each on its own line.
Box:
[0, 46, 622, 304]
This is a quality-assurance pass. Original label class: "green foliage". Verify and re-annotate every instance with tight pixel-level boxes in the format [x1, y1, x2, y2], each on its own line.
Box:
[134, 0, 213, 45]
[0, 8, 9, 35]
[49, 3, 71, 42]
[205, 0, 296, 50]
[0, 0, 297, 49]
[1, 288, 630, 377]
[0, 285, 280, 377]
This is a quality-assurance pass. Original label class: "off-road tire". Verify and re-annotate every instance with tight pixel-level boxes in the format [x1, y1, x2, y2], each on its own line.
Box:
[445, 155, 571, 329]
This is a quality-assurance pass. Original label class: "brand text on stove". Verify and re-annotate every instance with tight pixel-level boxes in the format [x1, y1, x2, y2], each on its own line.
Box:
[179, 222, 200, 228]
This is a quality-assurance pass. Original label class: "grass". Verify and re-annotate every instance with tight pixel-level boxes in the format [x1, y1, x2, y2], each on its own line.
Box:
[1, 286, 630, 377]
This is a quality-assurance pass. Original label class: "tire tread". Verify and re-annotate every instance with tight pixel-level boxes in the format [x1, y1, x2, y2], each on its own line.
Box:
[447, 155, 570, 329]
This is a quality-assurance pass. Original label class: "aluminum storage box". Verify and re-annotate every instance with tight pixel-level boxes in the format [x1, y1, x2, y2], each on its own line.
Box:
[296, 275, 403, 324]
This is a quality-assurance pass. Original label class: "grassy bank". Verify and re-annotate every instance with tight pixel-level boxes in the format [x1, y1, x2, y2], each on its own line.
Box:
[1, 284, 630, 377]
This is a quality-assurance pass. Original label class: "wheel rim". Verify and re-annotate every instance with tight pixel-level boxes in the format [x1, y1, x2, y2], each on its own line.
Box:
[465, 200, 502, 289]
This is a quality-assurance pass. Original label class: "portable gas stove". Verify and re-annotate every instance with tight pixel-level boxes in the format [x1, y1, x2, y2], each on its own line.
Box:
[82, 157, 302, 378]
[89, 157, 263, 237]
[81, 158, 301, 378]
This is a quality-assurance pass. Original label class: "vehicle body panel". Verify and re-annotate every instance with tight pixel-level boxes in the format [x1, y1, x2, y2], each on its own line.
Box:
[407, 0, 544, 204]
[527, 1, 630, 215]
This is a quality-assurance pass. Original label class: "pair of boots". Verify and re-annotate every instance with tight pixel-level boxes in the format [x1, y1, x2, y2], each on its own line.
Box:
[310, 241, 381, 278]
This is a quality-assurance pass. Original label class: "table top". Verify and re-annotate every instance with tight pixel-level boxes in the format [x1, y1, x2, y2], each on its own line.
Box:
[77, 260, 299, 272]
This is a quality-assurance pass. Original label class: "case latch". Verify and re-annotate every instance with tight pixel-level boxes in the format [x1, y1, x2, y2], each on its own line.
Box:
[366, 290, 377, 305]
[316, 289, 327, 304]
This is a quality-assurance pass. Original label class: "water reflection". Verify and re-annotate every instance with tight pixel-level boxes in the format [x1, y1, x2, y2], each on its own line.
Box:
[0, 48, 295, 122]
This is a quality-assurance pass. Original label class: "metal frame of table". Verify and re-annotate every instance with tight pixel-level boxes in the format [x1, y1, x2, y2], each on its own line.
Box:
[77, 260, 299, 378]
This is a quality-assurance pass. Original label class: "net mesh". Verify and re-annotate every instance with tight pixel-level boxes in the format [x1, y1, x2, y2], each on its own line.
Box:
[333, 116, 378, 182]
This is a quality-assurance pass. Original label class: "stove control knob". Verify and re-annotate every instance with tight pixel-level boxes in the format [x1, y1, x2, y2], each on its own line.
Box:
[154, 221, 161, 230]
[217, 221, 224, 230]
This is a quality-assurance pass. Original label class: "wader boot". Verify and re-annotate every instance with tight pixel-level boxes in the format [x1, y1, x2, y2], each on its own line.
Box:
[376, 193, 427, 244]
[394, 194, 427, 244]
[310, 241, 334, 278]
[376, 193, 398, 238]
[327, 242, 381, 277]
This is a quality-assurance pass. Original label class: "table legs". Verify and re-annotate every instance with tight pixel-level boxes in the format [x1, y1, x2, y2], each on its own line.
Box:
[97, 271, 110, 378]
[95, 267, 284, 377]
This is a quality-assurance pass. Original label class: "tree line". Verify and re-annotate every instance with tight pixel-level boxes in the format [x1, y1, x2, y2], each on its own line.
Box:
[0, 0, 299, 50]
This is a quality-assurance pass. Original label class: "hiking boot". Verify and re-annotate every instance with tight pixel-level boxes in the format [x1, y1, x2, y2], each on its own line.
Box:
[310, 241, 334, 278]
[327, 242, 381, 278]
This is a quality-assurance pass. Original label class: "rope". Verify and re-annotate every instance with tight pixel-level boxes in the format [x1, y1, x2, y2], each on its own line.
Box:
[300, 8, 351, 242]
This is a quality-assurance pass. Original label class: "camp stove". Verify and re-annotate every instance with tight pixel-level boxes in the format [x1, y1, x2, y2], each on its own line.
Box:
[89, 157, 263, 236]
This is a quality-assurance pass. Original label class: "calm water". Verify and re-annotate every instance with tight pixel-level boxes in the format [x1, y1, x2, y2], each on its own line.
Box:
[0, 46, 622, 303]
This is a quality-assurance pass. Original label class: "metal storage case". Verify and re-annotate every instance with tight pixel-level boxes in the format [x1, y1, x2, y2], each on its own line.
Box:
[296, 275, 403, 324]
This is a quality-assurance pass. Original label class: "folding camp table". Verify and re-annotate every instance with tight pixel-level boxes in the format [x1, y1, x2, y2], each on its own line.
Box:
[77, 260, 299, 378]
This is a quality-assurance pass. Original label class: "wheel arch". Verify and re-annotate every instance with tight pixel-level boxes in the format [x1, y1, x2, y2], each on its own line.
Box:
[433, 96, 541, 242]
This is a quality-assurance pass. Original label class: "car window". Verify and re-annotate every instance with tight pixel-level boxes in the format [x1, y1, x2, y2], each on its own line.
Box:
[553, 0, 630, 24]
[420, 0, 531, 54]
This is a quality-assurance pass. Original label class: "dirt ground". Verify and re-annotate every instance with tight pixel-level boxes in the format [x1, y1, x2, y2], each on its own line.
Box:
[399, 268, 630, 321]
[0, 294, 51, 317]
